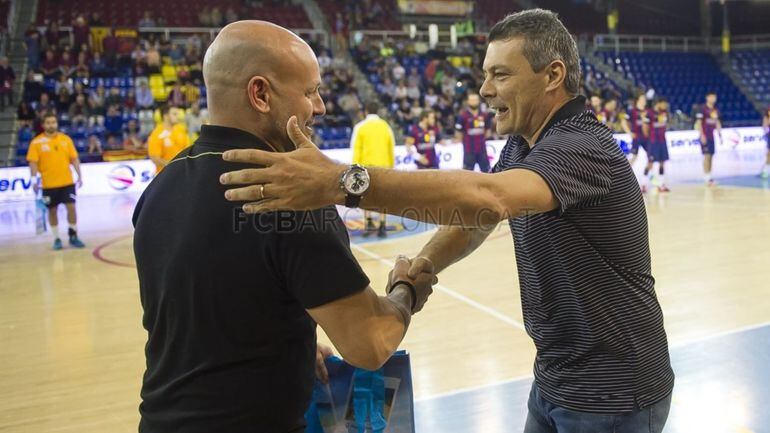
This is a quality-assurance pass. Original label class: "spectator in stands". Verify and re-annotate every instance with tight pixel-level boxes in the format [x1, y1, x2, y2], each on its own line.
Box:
[394, 80, 408, 101]
[392, 62, 406, 82]
[89, 51, 110, 78]
[406, 79, 421, 102]
[89, 12, 104, 26]
[139, 11, 157, 28]
[75, 52, 90, 78]
[104, 105, 125, 140]
[24, 25, 42, 70]
[377, 78, 396, 104]
[181, 80, 200, 108]
[0, 56, 15, 111]
[589, 94, 602, 115]
[188, 60, 204, 82]
[124, 119, 144, 151]
[424, 86, 438, 108]
[185, 101, 209, 141]
[88, 85, 107, 125]
[338, 88, 362, 122]
[41, 50, 59, 79]
[210, 7, 224, 27]
[55, 87, 71, 113]
[23, 71, 44, 103]
[54, 75, 73, 96]
[105, 86, 124, 108]
[441, 70, 457, 99]
[318, 49, 332, 71]
[198, 6, 212, 27]
[168, 43, 185, 65]
[136, 81, 155, 110]
[45, 21, 63, 50]
[167, 82, 186, 108]
[87, 134, 102, 155]
[323, 99, 346, 127]
[17, 101, 36, 127]
[68, 93, 90, 125]
[59, 51, 76, 78]
[146, 45, 161, 74]
[125, 89, 137, 112]
[71, 15, 90, 53]
[225, 7, 239, 24]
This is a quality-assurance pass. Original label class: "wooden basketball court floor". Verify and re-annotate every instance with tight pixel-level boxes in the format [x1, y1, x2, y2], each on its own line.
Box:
[1, 176, 769, 433]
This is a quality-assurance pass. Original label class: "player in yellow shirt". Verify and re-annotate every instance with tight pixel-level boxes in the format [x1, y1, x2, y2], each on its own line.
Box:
[350, 101, 395, 237]
[147, 104, 190, 173]
[26, 112, 86, 250]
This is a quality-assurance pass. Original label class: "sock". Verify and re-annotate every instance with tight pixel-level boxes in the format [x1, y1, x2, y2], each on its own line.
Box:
[69, 223, 77, 232]
[703, 173, 711, 183]
[51, 225, 60, 240]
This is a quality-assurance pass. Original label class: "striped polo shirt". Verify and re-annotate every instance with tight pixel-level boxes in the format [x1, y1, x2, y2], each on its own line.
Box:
[493, 96, 674, 414]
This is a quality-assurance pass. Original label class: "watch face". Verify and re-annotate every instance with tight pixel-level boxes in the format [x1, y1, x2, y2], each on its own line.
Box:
[344, 169, 370, 195]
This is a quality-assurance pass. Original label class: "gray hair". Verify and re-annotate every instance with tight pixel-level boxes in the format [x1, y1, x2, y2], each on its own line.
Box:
[489, 9, 581, 96]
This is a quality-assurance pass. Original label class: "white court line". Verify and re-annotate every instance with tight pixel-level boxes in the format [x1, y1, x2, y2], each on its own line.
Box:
[416, 321, 770, 403]
[350, 243, 527, 332]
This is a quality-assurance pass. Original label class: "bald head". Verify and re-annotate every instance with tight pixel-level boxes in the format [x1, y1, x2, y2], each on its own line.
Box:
[203, 20, 325, 150]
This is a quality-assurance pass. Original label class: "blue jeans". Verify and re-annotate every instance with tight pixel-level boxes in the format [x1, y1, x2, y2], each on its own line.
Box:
[524, 383, 671, 433]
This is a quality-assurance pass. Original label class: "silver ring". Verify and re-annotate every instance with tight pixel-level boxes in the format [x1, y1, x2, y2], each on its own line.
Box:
[259, 184, 265, 200]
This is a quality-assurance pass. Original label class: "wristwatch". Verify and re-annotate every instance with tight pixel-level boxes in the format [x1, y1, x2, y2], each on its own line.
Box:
[339, 164, 371, 208]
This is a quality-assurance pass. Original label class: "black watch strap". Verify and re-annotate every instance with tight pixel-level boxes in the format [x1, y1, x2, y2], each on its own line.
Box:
[345, 193, 362, 208]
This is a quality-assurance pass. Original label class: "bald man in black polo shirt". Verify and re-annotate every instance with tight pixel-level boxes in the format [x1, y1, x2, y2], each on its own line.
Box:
[220, 10, 674, 433]
[132, 21, 434, 433]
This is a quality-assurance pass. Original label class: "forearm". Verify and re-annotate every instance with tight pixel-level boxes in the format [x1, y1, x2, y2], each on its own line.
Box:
[342, 168, 506, 227]
[29, 163, 39, 178]
[417, 225, 494, 274]
[71, 160, 82, 179]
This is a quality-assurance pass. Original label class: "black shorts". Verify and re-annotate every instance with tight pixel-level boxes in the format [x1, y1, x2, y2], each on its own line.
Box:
[630, 138, 648, 155]
[701, 138, 716, 155]
[463, 150, 491, 172]
[42, 184, 76, 208]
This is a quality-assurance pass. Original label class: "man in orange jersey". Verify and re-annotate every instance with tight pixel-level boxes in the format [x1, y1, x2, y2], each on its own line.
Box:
[147, 104, 190, 173]
[26, 112, 86, 250]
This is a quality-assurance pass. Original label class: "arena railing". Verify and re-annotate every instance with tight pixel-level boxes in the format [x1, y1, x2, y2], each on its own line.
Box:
[592, 34, 719, 54]
[348, 29, 488, 51]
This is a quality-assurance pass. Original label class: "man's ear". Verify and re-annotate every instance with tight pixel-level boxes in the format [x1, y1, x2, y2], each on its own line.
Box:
[247, 76, 270, 113]
[545, 60, 567, 93]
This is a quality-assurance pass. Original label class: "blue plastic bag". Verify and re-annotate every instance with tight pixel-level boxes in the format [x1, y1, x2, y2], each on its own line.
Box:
[305, 350, 415, 433]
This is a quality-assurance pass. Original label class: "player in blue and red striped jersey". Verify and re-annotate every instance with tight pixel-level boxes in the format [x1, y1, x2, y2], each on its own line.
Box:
[628, 93, 652, 166]
[455, 93, 493, 172]
[406, 109, 440, 169]
[694, 91, 722, 186]
[641, 98, 671, 193]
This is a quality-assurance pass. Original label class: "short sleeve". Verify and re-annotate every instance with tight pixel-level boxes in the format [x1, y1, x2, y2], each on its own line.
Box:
[65, 137, 78, 159]
[272, 207, 370, 309]
[26, 142, 39, 162]
[695, 112, 704, 120]
[510, 134, 613, 214]
[147, 133, 161, 157]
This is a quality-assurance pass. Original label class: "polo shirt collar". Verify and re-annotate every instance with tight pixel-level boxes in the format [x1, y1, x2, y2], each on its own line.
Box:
[197, 124, 274, 150]
[535, 95, 587, 144]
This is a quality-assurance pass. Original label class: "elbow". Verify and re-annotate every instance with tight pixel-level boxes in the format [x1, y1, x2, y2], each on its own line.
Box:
[339, 341, 392, 371]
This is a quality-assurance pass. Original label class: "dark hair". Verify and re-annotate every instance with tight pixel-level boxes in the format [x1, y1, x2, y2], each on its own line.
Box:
[419, 109, 434, 121]
[365, 100, 380, 114]
[158, 103, 172, 117]
[706, 90, 717, 96]
[489, 9, 580, 95]
[42, 111, 57, 121]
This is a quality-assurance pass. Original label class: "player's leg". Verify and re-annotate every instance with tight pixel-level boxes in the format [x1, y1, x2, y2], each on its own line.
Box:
[628, 139, 641, 166]
[63, 185, 85, 248]
[43, 188, 63, 250]
[762, 137, 769, 178]
[477, 150, 490, 173]
[462, 150, 476, 171]
[702, 139, 715, 185]
[377, 212, 387, 238]
[641, 155, 654, 193]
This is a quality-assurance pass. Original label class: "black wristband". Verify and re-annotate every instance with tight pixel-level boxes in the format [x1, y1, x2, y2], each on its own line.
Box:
[388, 280, 417, 313]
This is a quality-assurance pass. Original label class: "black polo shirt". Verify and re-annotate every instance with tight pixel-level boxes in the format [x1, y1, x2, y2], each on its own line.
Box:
[132, 125, 369, 433]
[493, 96, 674, 413]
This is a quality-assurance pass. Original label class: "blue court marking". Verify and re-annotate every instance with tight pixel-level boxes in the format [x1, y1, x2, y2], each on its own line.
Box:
[415, 324, 770, 433]
[684, 175, 770, 190]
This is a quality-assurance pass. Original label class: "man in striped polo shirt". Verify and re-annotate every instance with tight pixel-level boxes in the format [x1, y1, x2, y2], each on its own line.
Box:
[220, 9, 674, 432]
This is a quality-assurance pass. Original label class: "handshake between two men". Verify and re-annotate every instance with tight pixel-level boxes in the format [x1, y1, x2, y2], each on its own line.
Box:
[314, 255, 438, 383]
